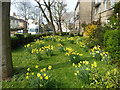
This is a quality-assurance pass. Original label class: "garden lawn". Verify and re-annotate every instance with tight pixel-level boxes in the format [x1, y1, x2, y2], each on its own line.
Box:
[2, 36, 117, 88]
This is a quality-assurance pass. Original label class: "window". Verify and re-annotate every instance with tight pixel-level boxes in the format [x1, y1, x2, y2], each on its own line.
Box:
[95, 8, 97, 14]
[104, 0, 108, 11]
[98, 6, 101, 13]
[110, 0, 115, 8]
[95, 0, 101, 4]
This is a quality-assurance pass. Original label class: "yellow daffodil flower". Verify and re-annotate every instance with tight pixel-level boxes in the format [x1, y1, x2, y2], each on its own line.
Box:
[26, 76, 29, 79]
[45, 76, 48, 80]
[48, 66, 52, 70]
[40, 76, 43, 79]
[37, 73, 41, 77]
[35, 65, 38, 68]
[27, 68, 30, 71]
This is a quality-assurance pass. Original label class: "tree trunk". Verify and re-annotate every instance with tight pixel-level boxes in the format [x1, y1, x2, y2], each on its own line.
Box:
[49, 8, 56, 36]
[59, 21, 62, 33]
[1, 2, 13, 79]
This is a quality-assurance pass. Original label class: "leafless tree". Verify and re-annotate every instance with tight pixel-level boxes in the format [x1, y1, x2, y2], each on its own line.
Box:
[62, 11, 74, 33]
[52, 0, 67, 33]
[35, 0, 56, 35]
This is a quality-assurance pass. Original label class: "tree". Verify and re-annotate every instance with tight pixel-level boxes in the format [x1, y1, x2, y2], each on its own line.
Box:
[53, 0, 67, 33]
[62, 12, 74, 33]
[1, 2, 13, 79]
[12, 0, 33, 31]
[35, 0, 56, 35]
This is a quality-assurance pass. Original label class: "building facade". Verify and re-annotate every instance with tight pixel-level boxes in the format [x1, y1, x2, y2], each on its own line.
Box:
[74, 0, 93, 34]
[10, 13, 27, 29]
[74, 0, 120, 34]
[92, 0, 119, 25]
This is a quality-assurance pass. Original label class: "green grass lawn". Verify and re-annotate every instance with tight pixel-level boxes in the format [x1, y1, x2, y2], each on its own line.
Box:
[2, 36, 119, 88]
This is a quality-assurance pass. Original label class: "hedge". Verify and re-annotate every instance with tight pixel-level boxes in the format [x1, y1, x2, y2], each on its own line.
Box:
[11, 32, 53, 49]
[103, 29, 120, 63]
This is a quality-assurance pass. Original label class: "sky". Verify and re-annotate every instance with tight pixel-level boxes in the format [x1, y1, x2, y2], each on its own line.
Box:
[10, 0, 78, 15]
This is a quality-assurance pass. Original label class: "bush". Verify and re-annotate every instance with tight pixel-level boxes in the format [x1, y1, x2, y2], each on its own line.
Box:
[104, 30, 120, 63]
[69, 33, 74, 37]
[11, 33, 53, 49]
[87, 39, 99, 48]
[84, 24, 97, 41]
[95, 26, 106, 46]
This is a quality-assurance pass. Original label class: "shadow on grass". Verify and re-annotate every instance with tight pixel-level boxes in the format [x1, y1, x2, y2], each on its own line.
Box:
[45, 79, 66, 88]
[13, 60, 71, 76]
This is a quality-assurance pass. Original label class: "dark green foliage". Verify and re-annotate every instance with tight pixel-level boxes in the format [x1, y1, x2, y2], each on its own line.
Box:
[95, 26, 106, 46]
[11, 33, 53, 49]
[10, 28, 24, 31]
[69, 33, 74, 37]
[104, 29, 120, 63]
[87, 39, 99, 48]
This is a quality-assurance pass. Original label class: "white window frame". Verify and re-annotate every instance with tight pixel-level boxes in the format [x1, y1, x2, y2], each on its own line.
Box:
[98, 6, 101, 13]
[110, 0, 115, 8]
[95, 8, 97, 14]
[104, 0, 108, 11]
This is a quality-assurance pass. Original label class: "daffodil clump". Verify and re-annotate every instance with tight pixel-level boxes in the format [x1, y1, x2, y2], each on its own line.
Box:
[89, 65, 120, 88]
[24, 44, 33, 53]
[57, 44, 65, 52]
[42, 45, 54, 56]
[90, 45, 111, 62]
[51, 36, 59, 42]
[67, 37, 75, 44]
[43, 36, 52, 41]
[32, 48, 43, 61]
[65, 48, 83, 63]
[26, 65, 52, 88]
[73, 61, 98, 86]
[34, 40, 45, 49]
[90, 45, 102, 60]
[56, 38, 65, 45]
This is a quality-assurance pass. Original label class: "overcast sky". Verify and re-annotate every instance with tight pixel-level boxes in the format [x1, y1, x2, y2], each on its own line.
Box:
[10, 0, 78, 15]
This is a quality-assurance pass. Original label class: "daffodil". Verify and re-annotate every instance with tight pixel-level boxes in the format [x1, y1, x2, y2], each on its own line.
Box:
[43, 68, 46, 71]
[86, 68, 89, 71]
[72, 63, 75, 67]
[45, 76, 48, 80]
[37, 73, 41, 77]
[94, 62, 97, 67]
[73, 56, 76, 59]
[48, 66, 52, 70]
[44, 73, 46, 76]
[32, 73, 34, 75]
[26, 73, 29, 76]
[40, 76, 43, 79]
[27, 68, 30, 71]
[35, 65, 38, 68]
[74, 73, 77, 76]
[26, 76, 29, 79]
[77, 71, 79, 73]
[40, 84, 43, 87]
[40, 69, 43, 72]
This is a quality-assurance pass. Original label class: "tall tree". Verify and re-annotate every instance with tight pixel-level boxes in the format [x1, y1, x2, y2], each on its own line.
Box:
[62, 12, 74, 33]
[35, 0, 56, 35]
[1, 2, 13, 79]
[13, 0, 33, 31]
[53, 0, 67, 33]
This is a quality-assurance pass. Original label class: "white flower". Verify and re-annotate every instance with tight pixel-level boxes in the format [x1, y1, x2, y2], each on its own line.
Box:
[114, 23, 116, 25]
[116, 13, 118, 16]
[96, 51, 99, 53]
[105, 54, 107, 56]
[90, 53, 91, 54]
